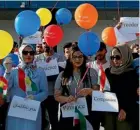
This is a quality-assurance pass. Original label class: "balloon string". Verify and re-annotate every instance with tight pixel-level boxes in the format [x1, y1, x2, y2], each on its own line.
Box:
[51, 0, 60, 12]
[86, 30, 90, 56]
[65, 0, 68, 9]
[42, 26, 45, 34]
[117, 1, 120, 21]
[18, 36, 23, 48]
[77, 64, 90, 89]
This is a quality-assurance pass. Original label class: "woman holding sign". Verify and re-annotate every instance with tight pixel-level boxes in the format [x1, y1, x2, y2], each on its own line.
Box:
[4, 44, 48, 130]
[105, 44, 139, 130]
[54, 44, 98, 130]
[0, 77, 9, 130]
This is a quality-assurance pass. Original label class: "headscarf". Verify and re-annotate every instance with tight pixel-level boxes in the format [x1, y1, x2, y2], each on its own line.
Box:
[18, 44, 36, 78]
[110, 43, 133, 75]
[19, 44, 35, 61]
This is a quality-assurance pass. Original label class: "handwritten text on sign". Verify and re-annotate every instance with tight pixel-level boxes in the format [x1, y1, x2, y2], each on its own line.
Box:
[61, 97, 88, 118]
[92, 91, 119, 112]
[8, 96, 40, 121]
[114, 27, 137, 43]
[120, 17, 139, 34]
[36, 59, 59, 76]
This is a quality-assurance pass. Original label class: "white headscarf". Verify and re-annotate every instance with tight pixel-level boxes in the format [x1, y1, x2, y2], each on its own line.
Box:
[18, 44, 36, 78]
[18, 44, 35, 69]
[19, 44, 35, 61]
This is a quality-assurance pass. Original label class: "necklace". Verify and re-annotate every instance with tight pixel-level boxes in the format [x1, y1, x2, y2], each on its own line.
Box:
[73, 75, 81, 87]
[73, 75, 81, 97]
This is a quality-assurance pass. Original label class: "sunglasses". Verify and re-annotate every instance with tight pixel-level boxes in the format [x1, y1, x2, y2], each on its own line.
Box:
[110, 55, 121, 60]
[22, 51, 35, 56]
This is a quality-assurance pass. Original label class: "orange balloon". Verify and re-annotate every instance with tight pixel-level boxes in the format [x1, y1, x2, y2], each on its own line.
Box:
[74, 3, 98, 29]
[101, 27, 117, 47]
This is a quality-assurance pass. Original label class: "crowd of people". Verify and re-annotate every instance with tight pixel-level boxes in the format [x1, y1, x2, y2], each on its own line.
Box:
[0, 29, 139, 130]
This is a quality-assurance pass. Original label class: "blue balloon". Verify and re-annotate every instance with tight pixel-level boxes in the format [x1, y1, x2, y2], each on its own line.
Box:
[3, 53, 19, 67]
[15, 10, 40, 37]
[78, 32, 100, 56]
[55, 8, 72, 25]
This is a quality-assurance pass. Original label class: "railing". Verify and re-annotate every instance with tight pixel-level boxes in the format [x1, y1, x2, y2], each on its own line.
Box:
[0, 1, 139, 9]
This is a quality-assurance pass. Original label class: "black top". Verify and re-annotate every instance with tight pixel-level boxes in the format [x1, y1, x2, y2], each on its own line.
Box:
[105, 68, 138, 120]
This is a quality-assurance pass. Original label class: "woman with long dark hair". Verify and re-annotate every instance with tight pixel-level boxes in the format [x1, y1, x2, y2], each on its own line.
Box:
[54, 45, 98, 130]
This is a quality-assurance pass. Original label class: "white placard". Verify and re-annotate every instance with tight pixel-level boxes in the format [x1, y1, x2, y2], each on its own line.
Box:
[92, 91, 118, 112]
[114, 27, 137, 43]
[8, 96, 40, 121]
[120, 17, 139, 34]
[36, 59, 59, 76]
[23, 31, 42, 44]
[58, 61, 66, 69]
[61, 97, 88, 118]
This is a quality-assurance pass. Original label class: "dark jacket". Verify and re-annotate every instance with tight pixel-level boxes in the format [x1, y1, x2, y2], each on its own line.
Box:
[105, 68, 138, 121]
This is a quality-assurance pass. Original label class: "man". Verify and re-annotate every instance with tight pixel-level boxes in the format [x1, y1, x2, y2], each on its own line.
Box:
[35, 40, 64, 130]
[36, 44, 44, 55]
[11, 41, 18, 53]
[92, 42, 110, 91]
[130, 43, 139, 59]
[91, 42, 110, 72]
[63, 42, 78, 60]
[58, 42, 78, 69]
[0, 58, 12, 130]
[63, 42, 72, 60]
[87, 42, 110, 130]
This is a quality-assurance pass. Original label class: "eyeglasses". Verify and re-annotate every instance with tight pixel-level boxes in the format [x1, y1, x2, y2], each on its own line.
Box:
[72, 55, 83, 60]
[22, 51, 35, 56]
[110, 55, 121, 60]
[36, 46, 42, 48]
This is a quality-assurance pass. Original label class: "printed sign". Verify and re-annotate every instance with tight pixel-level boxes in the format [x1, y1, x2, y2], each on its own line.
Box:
[120, 17, 139, 34]
[92, 91, 119, 112]
[8, 96, 40, 121]
[61, 97, 88, 118]
[36, 59, 59, 76]
[23, 31, 42, 44]
[58, 61, 66, 69]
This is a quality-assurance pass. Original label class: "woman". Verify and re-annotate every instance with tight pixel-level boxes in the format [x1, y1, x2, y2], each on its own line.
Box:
[0, 60, 8, 130]
[130, 43, 139, 59]
[4, 44, 48, 130]
[105, 44, 138, 130]
[0, 59, 4, 76]
[54, 45, 98, 130]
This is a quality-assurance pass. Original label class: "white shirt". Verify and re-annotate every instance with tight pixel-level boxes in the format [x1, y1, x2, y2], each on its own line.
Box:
[92, 61, 110, 73]
[87, 60, 110, 91]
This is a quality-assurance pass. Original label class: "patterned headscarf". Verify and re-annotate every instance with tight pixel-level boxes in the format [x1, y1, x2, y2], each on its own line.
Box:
[18, 44, 36, 78]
